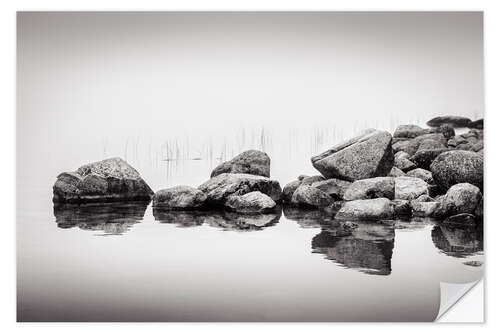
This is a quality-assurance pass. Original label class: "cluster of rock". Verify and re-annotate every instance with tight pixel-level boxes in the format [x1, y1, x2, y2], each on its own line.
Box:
[283, 115, 484, 227]
[52, 115, 483, 230]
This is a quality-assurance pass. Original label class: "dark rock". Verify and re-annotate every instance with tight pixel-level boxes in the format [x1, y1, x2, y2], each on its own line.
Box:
[153, 209, 207, 227]
[283, 206, 335, 228]
[394, 176, 429, 200]
[443, 213, 478, 227]
[475, 197, 483, 218]
[291, 185, 332, 208]
[469, 119, 483, 129]
[426, 116, 472, 128]
[53, 157, 154, 204]
[204, 210, 281, 231]
[393, 133, 447, 156]
[410, 148, 451, 170]
[336, 198, 394, 220]
[437, 124, 455, 139]
[225, 191, 277, 213]
[392, 199, 411, 216]
[431, 224, 483, 258]
[343, 177, 395, 200]
[210, 149, 270, 178]
[152, 186, 207, 210]
[393, 125, 430, 139]
[311, 129, 394, 181]
[430, 150, 483, 190]
[198, 173, 282, 205]
[310, 178, 351, 200]
[282, 180, 302, 203]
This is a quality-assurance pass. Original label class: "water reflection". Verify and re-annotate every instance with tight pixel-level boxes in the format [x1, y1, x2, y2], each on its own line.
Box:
[53, 202, 148, 235]
[431, 224, 483, 258]
[312, 222, 395, 275]
[154, 207, 282, 231]
[283, 206, 335, 228]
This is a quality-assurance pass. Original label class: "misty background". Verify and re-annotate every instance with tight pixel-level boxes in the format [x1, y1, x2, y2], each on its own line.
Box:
[17, 12, 484, 188]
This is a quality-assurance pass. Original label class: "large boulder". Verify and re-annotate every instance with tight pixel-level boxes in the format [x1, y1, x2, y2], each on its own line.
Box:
[198, 173, 282, 205]
[426, 115, 472, 128]
[394, 176, 429, 200]
[153, 186, 207, 210]
[430, 150, 483, 190]
[310, 178, 352, 200]
[225, 191, 277, 213]
[440, 183, 482, 215]
[336, 198, 394, 220]
[210, 149, 270, 178]
[311, 129, 394, 181]
[53, 157, 154, 204]
[291, 185, 332, 208]
[343, 177, 395, 200]
[469, 119, 483, 129]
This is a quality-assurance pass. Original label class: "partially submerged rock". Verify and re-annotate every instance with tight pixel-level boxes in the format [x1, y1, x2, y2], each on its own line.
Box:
[430, 150, 483, 190]
[426, 115, 472, 128]
[153, 186, 207, 210]
[336, 198, 394, 220]
[291, 185, 332, 208]
[53, 157, 154, 204]
[443, 213, 478, 227]
[311, 129, 394, 181]
[394, 176, 429, 200]
[282, 180, 302, 203]
[198, 173, 282, 205]
[210, 149, 271, 178]
[440, 183, 482, 215]
[225, 191, 277, 213]
[343, 177, 395, 200]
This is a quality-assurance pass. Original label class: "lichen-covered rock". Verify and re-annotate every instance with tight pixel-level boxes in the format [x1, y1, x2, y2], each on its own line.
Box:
[153, 186, 207, 210]
[343, 177, 395, 200]
[225, 191, 277, 213]
[291, 185, 332, 208]
[394, 176, 429, 200]
[311, 129, 394, 181]
[198, 173, 282, 205]
[410, 148, 451, 170]
[426, 115, 472, 128]
[282, 180, 302, 203]
[430, 150, 483, 190]
[310, 178, 352, 200]
[406, 168, 434, 184]
[336, 198, 394, 220]
[53, 157, 154, 203]
[440, 183, 482, 215]
[210, 149, 270, 178]
[389, 167, 406, 177]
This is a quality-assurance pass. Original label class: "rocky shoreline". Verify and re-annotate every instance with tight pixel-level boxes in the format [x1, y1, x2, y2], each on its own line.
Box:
[52, 115, 484, 232]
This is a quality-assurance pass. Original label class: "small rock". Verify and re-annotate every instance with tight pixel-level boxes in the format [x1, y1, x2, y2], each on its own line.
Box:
[301, 175, 326, 185]
[310, 178, 352, 200]
[153, 186, 207, 210]
[291, 185, 332, 208]
[336, 198, 394, 220]
[410, 200, 440, 217]
[282, 180, 302, 203]
[406, 168, 434, 184]
[389, 167, 406, 177]
[343, 177, 395, 200]
[394, 154, 417, 172]
[225, 191, 277, 213]
[393, 125, 430, 139]
[394, 176, 429, 200]
[392, 199, 412, 216]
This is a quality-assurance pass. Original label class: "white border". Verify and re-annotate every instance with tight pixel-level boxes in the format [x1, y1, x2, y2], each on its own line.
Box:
[2, 0, 499, 331]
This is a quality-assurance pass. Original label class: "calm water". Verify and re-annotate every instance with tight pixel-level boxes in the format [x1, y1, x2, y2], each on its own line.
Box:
[17, 149, 484, 322]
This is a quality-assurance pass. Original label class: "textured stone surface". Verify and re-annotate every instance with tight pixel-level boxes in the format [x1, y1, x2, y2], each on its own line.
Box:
[430, 150, 483, 190]
[199, 173, 282, 205]
[310, 178, 352, 200]
[291, 185, 332, 208]
[225, 191, 277, 213]
[282, 180, 302, 203]
[410, 148, 451, 170]
[311, 129, 394, 181]
[426, 116, 472, 128]
[440, 183, 482, 215]
[443, 213, 478, 227]
[393, 125, 430, 139]
[53, 157, 154, 203]
[388, 167, 406, 177]
[406, 168, 434, 184]
[392, 199, 411, 216]
[210, 149, 271, 178]
[394, 176, 429, 200]
[336, 198, 394, 220]
[343, 177, 395, 200]
[153, 186, 207, 210]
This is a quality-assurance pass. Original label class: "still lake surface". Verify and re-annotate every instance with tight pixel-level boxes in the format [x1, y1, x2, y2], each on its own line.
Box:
[17, 129, 484, 322]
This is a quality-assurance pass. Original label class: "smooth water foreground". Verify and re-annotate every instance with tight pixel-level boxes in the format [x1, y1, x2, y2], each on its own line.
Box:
[17, 166, 484, 322]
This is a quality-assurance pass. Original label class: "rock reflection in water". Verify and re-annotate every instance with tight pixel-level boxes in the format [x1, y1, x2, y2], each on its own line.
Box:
[53, 202, 148, 235]
[283, 206, 335, 228]
[312, 222, 395, 275]
[153, 208, 282, 231]
[431, 224, 483, 258]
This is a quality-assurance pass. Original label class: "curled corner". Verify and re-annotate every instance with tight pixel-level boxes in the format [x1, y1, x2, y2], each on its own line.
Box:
[435, 279, 481, 321]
